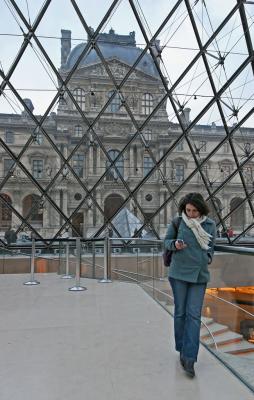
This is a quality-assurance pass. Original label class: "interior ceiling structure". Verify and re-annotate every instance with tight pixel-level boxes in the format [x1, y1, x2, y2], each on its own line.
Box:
[0, 0, 253, 243]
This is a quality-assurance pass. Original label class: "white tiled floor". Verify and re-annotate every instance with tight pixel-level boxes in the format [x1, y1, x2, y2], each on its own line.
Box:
[0, 274, 253, 400]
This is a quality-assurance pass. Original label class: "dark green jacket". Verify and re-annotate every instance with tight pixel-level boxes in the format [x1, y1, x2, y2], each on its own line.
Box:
[164, 216, 216, 283]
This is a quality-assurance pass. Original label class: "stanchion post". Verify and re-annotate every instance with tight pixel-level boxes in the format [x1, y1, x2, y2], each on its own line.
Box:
[92, 241, 95, 279]
[99, 232, 112, 283]
[23, 238, 40, 285]
[69, 238, 87, 291]
[61, 241, 73, 279]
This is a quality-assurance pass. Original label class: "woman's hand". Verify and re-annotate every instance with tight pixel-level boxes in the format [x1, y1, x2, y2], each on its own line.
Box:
[175, 239, 187, 250]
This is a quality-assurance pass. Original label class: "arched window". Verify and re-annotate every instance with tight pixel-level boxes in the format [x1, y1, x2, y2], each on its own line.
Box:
[220, 163, 232, 179]
[108, 90, 121, 113]
[71, 212, 84, 237]
[174, 164, 185, 182]
[207, 197, 222, 224]
[106, 150, 124, 181]
[74, 125, 83, 137]
[230, 197, 245, 230]
[143, 156, 154, 176]
[73, 88, 86, 111]
[104, 193, 124, 222]
[4, 159, 15, 177]
[142, 93, 153, 115]
[223, 142, 230, 153]
[0, 193, 12, 229]
[23, 194, 43, 226]
[198, 163, 209, 181]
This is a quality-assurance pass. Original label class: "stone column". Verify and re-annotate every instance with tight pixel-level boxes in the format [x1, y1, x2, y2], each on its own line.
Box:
[12, 191, 22, 228]
[96, 190, 102, 226]
[96, 146, 101, 176]
[129, 146, 134, 176]
[136, 145, 143, 178]
[89, 145, 93, 175]
[159, 191, 165, 232]
[87, 208, 93, 232]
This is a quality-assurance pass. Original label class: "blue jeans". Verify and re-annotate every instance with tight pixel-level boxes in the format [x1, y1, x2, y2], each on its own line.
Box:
[169, 277, 207, 362]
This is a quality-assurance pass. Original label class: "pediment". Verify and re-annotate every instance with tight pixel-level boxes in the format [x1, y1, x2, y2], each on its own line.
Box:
[76, 59, 160, 82]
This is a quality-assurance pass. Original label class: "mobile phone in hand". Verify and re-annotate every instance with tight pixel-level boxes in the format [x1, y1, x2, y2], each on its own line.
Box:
[176, 239, 184, 245]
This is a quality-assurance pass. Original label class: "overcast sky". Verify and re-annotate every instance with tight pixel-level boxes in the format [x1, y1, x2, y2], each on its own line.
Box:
[0, 0, 253, 128]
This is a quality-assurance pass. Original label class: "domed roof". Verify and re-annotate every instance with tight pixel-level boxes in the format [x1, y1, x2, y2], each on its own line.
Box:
[64, 29, 160, 78]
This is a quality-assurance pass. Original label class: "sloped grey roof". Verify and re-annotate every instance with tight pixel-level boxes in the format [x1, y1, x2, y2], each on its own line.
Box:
[64, 42, 159, 78]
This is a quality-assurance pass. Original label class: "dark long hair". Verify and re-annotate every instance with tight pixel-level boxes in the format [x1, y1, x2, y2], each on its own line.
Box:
[178, 193, 210, 216]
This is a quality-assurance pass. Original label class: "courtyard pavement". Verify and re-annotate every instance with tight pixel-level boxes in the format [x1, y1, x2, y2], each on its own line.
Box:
[0, 273, 253, 400]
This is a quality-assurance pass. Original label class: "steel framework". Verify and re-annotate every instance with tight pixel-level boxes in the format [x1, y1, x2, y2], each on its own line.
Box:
[0, 0, 253, 244]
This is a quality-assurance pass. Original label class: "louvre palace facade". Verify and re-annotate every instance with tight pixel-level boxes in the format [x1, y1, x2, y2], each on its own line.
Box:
[0, 28, 254, 240]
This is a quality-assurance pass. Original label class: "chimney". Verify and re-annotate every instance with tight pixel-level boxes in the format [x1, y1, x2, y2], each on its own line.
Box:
[87, 26, 94, 41]
[61, 30, 71, 67]
[23, 98, 34, 114]
[180, 108, 191, 126]
[151, 39, 161, 64]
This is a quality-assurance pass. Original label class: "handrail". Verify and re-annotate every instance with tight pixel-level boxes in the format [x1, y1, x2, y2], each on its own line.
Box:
[111, 269, 140, 282]
[81, 259, 104, 270]
[113, 268, 163, 281]
[0, 237, 105, 250]
[0, 246, 31, 258]
[113, 267, 219, 349]
[109, 237, 162, 242]
[200, 320, 218, 351]
[137, 257, 155, 266]
[214, 245, 254, 255]
[1, 239, 254, 254]
[137, 279, 218, 350]
[206, 292, 254, 318]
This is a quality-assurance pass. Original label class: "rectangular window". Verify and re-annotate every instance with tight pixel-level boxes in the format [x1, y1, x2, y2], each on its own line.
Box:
[244, 142, 251, 154]
[175, 164, 185, 182]
[73, 154, 84, 177]
[5, 131, 14, 144]
[133, 145, 137, 175]
[221, 164, 231, 178]
[223, 142, 230, 153]
[74, 125, 83, 137]
[4, 159, 15, 176]
[199, 164, 208, 181]
[199, 141, 206, 152]
[108, 90, 121, 113]
[142, 93, 153, 115]
[144, 131, 152, 142]
[93, 147, 97, 174]
[162, 148, 167, 175]
[32, 159, 43, 178]
[143, 156, 154, 176]
[176, 141, 183, 151]
[243, 167, 252, 183]
[36, 132, 43, 145]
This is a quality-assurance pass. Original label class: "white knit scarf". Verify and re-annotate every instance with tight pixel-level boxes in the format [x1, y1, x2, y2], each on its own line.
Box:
[181, 212, 212, 250]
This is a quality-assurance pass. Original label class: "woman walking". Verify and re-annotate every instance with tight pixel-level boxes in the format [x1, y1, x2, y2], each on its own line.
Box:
[164, 193, 216, 378]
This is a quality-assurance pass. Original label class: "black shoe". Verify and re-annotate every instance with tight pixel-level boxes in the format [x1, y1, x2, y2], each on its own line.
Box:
[183, 360, 195, 378]
[180, 354, 184, 367]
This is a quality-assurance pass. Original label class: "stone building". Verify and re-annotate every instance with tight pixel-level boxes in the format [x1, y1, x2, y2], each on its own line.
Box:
[0, 28, 253, 239]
